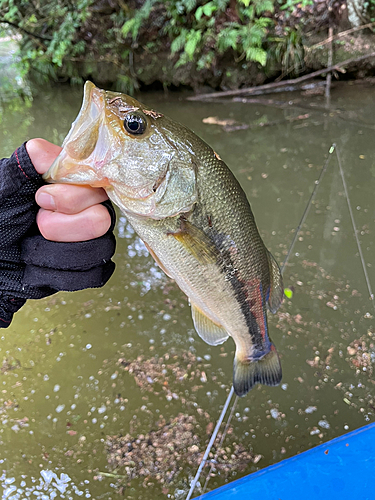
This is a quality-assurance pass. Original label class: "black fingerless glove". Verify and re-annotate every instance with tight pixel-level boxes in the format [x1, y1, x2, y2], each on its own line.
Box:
[0, 143, 116, 327]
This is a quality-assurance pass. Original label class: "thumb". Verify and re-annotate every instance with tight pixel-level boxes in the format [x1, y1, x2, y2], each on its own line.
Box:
[26, 138, 62, 175]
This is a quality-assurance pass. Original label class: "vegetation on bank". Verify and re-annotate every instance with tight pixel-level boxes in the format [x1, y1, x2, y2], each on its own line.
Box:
[1, 0, 375, 93]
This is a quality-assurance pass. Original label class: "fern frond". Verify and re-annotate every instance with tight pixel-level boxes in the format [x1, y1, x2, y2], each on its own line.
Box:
[185, 29, 202, 59]
[245, 46, 267, 65]
[171, 28, 188, 53]
[217, 27, 238, 53]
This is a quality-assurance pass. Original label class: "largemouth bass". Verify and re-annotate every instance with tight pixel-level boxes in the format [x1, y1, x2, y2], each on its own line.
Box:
[44, 81, 284, 397]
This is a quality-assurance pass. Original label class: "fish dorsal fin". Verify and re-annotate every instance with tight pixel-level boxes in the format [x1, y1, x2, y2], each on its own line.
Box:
[191, 303, 229, 346]
[267, 250, 284, 314]
[169, 218, 218, 264]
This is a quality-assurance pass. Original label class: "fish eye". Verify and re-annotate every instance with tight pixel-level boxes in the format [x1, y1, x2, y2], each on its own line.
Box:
[123, 113, 147, 135]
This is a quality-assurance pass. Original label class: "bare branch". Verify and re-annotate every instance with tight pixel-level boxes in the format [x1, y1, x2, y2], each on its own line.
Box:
[188, 52, 375, 101]
[0, 19, 52, 41]
[307, 21, 375, 52]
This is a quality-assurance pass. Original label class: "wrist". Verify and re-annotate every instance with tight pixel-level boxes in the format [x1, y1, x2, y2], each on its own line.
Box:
[0, 293, 26, 328]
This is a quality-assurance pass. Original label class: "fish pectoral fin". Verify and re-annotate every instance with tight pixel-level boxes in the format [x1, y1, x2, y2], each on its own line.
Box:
[168, 218, 218, 264]
[267, 250, 284, 314]
[233, 344, 282, 397]
[191, 303, 229, 346]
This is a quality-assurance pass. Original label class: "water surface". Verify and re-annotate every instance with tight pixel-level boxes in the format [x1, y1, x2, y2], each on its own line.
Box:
[0, 80, 374, 499]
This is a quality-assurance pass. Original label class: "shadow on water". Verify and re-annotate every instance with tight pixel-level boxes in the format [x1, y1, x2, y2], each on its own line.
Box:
[0, 79, 374, 499]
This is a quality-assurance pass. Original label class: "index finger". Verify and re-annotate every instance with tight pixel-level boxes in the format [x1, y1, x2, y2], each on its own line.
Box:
[26, 138, 62, 175]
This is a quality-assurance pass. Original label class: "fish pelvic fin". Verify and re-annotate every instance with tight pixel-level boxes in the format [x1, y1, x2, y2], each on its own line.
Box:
[191, 303, 229, 346]
[233, 344, 282, 397]
[266, 250, 284, 314]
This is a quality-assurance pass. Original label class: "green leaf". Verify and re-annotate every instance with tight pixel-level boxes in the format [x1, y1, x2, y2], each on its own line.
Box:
[256, 0, 274, 13]
[175, 52, 190, 68]
[122, 18, 139, 38]
[171, 28, 188, 53]
[196, 2, 217, 21]
[185, 29, 202, 59]
[185, 0, 197, 12]
[245, 46, 267, 65]
[203, 2, 217, 16]
[217, 27, 238, 52]
[195, 6, 204, 21]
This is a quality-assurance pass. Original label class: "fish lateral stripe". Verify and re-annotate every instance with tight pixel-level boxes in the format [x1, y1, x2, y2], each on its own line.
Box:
[227, 267, 272, 353]
[250, 279, 269, 343]
[207, 239, 261, 349]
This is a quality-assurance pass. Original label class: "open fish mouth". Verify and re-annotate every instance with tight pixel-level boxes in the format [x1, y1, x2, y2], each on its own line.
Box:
[43, 82, 110, 186]
[43, 82, 171, 198]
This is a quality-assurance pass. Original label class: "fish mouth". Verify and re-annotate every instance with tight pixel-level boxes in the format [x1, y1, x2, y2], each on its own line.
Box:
[43, 81, 110, 186]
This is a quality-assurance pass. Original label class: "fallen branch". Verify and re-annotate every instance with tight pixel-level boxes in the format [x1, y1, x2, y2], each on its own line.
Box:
[202, 113, 310, 132]
[187, 52, 375, 101]
[228, 97, 375, 131]
[307, 21, 375, 52]
[223, 114, 310, 132]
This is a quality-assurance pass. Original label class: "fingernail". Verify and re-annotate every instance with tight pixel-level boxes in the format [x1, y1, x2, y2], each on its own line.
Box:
[36, 191, 56, 210]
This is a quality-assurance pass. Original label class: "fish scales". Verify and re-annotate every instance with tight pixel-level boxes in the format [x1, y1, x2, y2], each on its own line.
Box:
[44, 81, 284, 397]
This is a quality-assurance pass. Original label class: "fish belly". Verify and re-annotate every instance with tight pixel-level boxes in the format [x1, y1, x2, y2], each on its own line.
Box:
[125, 212, 251, 348]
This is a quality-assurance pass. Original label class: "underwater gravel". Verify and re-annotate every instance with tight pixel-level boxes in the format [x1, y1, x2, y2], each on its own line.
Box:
[106, 412, 259, 494]
[117, 351, 209, 400]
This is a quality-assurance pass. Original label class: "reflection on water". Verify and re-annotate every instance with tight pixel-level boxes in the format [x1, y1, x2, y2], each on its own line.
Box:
[0, 80, 374, 498]
[0, 468, 92, 499]
[118, 215, 167, 295]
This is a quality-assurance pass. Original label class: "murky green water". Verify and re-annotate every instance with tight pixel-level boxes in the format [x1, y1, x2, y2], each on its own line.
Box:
[0, 80, 374, 499]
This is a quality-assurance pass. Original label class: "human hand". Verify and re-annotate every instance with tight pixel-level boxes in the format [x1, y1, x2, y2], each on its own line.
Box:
[26, 138, 112, 242]
[0, 139, 116, 328]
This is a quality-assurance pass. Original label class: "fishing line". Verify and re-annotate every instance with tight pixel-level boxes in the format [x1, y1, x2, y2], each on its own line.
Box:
[280, 144, 336, 274]
[335, 145, 375, 313]
[198, 394, 239, 498]
[185, 143, 342, 499]
[185, 386, 235, 500]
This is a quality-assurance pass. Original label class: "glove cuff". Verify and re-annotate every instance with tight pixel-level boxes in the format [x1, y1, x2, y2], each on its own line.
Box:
[23, 261, 115, 292]
[21, 233, 116, 271]
[0, 294, 26, 328]
[21, 232, 116, 293]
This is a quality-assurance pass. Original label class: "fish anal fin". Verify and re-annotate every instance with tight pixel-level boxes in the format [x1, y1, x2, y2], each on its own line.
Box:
[191, 303, 229, 346]
[267, 250, 284, 314]
[168, 217, 218, 264]
[233, 344, 282, 397]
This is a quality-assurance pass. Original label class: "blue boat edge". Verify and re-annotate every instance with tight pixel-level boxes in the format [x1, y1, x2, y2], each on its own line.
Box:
[198, 422, 375, 499]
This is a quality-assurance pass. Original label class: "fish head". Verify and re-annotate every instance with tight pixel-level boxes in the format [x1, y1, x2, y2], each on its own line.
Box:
[44, 81, 198, 219]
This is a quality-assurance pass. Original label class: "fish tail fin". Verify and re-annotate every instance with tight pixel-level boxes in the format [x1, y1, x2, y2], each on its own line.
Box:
[233, 345, 282, 397]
